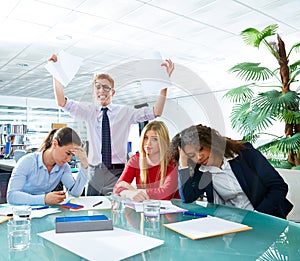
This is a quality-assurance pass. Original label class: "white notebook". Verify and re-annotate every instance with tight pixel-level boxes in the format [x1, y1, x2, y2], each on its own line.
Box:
[164, 216, 252, 240]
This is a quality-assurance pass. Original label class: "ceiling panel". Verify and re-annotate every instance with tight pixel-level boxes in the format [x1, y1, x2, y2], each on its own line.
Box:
[0, 0, 299, 106]
[77, 0, 145, 20]
[9, 0, 72, 27]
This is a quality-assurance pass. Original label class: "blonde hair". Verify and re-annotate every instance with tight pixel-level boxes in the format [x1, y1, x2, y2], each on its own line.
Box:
[92, 73, 114, 88]
[139, 121, 170, 188]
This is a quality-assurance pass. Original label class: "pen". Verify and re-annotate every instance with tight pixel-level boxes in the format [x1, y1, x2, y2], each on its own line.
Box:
[183, 211, 207, 218]
[64, 183, 75, 194]
[32, 206, 50, 211]
[93, 201, 103, 207]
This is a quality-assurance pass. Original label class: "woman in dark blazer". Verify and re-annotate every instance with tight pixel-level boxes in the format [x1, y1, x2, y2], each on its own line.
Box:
[169, 124, 293, 219]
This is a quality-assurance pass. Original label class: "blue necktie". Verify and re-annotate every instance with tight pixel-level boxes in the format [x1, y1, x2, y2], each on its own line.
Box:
[101, 107, 111, 168]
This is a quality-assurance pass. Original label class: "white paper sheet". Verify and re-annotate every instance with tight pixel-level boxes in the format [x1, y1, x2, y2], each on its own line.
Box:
[31, 208, 61, 218]
[126, 200, 187, 214]
[0, 205, 60, 218]
[164, 216, 252, 240]
[69, 196, 112, 211]
[195, 200, 208, 207]
[38, 227, 164, 261]
[45, 50, 83, 87]
[0, 215, 12, 224]
[107, 51, 171, 96]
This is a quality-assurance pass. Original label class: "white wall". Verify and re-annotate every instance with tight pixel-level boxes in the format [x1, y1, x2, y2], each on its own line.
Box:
[277, 168, 300, 222]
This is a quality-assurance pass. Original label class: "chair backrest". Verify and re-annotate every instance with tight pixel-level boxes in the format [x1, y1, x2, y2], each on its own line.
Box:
[0, 172, 11, 203]
[278, 168, 300, 222]
[14, 149, 27, 163]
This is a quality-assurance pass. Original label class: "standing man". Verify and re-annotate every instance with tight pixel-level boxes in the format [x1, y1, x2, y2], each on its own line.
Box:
[49, 54, 174, 196]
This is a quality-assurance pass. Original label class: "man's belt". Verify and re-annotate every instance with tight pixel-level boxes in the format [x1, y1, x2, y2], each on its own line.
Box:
[89, 163, 125, 170]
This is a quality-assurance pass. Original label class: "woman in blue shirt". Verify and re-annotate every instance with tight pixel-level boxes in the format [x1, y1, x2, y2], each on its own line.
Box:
[169, 124, 293, 219]
[7, 127, 88, 205]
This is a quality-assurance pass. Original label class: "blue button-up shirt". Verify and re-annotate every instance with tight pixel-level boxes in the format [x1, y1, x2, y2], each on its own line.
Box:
[7, 151, 88, 205]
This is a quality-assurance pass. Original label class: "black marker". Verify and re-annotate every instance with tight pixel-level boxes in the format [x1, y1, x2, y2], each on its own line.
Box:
[93, 201, 103, 207]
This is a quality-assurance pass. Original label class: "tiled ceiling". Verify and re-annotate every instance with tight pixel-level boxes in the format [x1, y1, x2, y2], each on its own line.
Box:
[0, 0, 299, 106]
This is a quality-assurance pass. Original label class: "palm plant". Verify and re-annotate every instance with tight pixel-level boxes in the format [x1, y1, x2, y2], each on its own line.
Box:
[224, 24, 300, 168]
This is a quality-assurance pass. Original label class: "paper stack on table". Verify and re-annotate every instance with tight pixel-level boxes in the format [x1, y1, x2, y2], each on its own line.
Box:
[126, 200, 187, 214]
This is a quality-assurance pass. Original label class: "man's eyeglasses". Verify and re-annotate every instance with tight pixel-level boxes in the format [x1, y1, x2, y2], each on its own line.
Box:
[94, 83, 113, 92]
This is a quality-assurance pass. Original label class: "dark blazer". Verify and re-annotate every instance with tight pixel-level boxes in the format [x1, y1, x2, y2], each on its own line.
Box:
[178, 142, 293, 219]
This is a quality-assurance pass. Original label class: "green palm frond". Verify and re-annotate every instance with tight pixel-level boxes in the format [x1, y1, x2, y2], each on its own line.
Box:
[241, 28, 260, 47]
[289, 67, 300, 84]
[229, 62, 274, 82]
[253, 90, 300, 116]
[283, 110, 300, 124]
[287, 42, 300, 57]
[241, 24, 278, 47]
[268, 158, 293, 169]
[289, 60, 300, 74]
[245, 105, 275, 133]
[257, 139, 284, 155]
[277, 133, 300, 154]
[223, 84, 254, 103]
[230, 102, 251, 131]
[241, 132, 260, 143]
[230, 103, 275, 135]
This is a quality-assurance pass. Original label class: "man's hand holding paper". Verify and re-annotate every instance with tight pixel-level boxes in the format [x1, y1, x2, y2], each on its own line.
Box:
[45, 51, 83, 87]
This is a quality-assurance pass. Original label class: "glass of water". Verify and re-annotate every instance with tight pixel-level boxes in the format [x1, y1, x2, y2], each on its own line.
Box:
[12, 206, 31, 221]
[143, 200, 161, 231]
[7, 219, 31, 250]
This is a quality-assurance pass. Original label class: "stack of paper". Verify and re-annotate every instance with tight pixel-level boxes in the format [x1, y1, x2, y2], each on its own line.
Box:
[125, 200, 187, 214]
[164, 216, 252, 240]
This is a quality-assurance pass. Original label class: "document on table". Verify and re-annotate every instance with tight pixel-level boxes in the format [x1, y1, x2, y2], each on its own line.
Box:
[45, 50, 83, 87]
[164, 216, 252, 240]
[125, 200, 187, 214]
[31, 207, 61, 218]
[0, 205, 60, 219]
[69, 196, 112, 211]
[0, 215, 12, 224]
[38, 227, 164, 261]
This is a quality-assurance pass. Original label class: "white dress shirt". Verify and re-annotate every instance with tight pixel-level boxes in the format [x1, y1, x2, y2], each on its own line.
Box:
[199, 157, 254, 210]
[63, 99, 155, 165]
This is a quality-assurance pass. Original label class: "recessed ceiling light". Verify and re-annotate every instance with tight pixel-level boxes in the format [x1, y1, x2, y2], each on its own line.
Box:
[17, 63, 29, 67]
[56, 35, 72, 41]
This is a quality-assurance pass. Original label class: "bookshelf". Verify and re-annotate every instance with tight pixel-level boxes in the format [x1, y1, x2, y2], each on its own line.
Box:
[0, 96, 87, 158]
[0, 124, 28, 157]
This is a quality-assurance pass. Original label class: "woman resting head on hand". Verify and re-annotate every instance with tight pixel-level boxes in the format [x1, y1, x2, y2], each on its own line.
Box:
[7, 127, 88, 205]
[169, 124, 293, 219]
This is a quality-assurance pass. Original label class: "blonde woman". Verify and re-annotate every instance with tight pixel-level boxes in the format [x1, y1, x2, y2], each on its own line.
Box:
[113, 121, 180, 202]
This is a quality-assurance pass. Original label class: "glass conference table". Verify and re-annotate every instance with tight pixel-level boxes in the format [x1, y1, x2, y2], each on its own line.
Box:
[0, 199, 300, 261]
